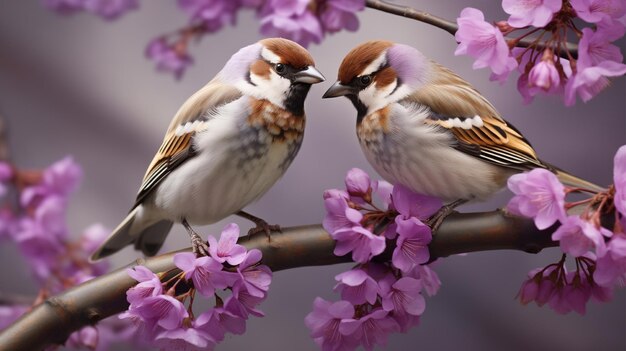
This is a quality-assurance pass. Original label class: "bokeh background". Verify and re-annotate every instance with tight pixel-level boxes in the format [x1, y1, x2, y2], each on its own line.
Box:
[0, 1, 624, 350]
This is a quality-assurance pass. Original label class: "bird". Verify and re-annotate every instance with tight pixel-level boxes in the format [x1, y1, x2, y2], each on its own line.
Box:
[90, 38, 325, 261]
[322, 40, 603, 229]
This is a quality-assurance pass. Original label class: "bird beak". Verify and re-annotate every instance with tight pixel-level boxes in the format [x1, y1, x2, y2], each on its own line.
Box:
[293, 66, 325, 84]
[322, 81, 356, 98]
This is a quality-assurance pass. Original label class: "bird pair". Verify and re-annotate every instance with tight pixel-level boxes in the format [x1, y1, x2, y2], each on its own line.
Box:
[90, 38, 600, 261]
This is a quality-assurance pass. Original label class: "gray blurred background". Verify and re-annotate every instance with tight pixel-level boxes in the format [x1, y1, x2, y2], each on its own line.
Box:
[0, 1, 624, 350]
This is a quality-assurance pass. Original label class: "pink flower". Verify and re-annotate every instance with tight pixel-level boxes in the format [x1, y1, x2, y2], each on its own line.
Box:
[207, 223, 247, 265]
[455, 8, 518, 76]
[124, 294, 189, 331]
[235, 249, 272, 298]
[507, 168, 566, 229]
[518, 270, 540, 305]
[570, 0, 626, 24]
[502, 0, 562, 28]
[564, 60, 626, 105]
[345, 167, 371, 198]
[67, 326, 99, 350]
[334, 268, 379, 305]
[339, 309, 399, 350]
[332, 226, 386, 263]
[173, 252, 231, 296]
[379, 277, 425, 316]
[578, 26, 625, 69]
[392, 217, 432, 272]
[594, 234, 626, 287]
[319, 0, 364, 34]
[305, 298, 358, 351]
[528, 54, 560, 91]
[323, 191, 362, 234]
[406, 264, 441, 297]
[145, 38, 193, 80]
[126, 265, 163, 305]
[154, 316, 217, 350]
[0, 162, 12, 198]
[227, 284, 267, 319]
[392, 184, 442, 220]
[613, 145, 626, 216]
[177, 0, 239, 32]
[260, 10, 323, 48]
[551, 216, 607, 257]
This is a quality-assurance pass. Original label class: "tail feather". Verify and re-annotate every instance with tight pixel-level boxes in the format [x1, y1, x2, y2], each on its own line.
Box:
[555, 170, 606, 193]
[89, 207, 139, 262]
[134, 220, 174, 257]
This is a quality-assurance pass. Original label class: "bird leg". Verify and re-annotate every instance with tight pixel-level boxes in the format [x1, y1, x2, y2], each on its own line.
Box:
[426, 199, 468, 234]
[236, 210, 281, 239]
[182, 218, 209, 256]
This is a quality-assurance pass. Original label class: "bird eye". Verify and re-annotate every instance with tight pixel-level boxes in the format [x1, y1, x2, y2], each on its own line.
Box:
[359, 75, 372, 86]
[275, 63, 286, 75]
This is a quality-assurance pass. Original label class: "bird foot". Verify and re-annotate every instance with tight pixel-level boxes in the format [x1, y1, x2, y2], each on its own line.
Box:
[247, 221, 281, 240]
[190, 232, 210, 257]
[426, 199, 468, 234]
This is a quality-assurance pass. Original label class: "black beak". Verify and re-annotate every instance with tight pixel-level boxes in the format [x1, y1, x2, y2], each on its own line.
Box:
[322, 81, 357, 98]
[293, 66, 325, 84]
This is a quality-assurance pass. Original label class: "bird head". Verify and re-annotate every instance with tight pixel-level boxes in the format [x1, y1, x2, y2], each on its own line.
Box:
[323, 40, 431, 119]
[220, 38, 325, 115]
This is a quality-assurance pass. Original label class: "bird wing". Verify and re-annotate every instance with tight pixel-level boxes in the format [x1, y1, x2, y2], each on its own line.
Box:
[133, 79, 242, 208]
[403, 69, 547, 172]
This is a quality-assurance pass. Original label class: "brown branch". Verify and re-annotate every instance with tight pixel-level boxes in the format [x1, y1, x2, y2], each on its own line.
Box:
[0, 209, 561, 351]
[364, 0, 579, 59]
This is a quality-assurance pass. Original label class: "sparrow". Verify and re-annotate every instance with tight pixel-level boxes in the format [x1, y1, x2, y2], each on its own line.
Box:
[323, 40, 603, 228]
[90, 38, 325, 261]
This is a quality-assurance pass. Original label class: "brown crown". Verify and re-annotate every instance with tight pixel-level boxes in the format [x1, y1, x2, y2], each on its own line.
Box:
[338, 40, 393, 83]
[260, 38, 315, 69]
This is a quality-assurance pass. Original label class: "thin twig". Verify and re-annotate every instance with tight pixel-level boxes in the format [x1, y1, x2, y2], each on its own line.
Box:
[0, 210, 563, 351]
[364, 0, 578, 59]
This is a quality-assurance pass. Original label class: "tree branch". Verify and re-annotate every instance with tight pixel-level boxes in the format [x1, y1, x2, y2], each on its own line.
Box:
[0, 209, 561, 351]
[364, 0, 579, 59]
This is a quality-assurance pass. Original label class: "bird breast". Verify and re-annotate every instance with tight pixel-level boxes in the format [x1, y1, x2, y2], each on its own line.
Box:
[357, 103, 505, 201]
[153, 97, 304, 224]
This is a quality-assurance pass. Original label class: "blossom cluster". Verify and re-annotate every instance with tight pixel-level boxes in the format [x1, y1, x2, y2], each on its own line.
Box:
[455, 0, 626, 105]
[44, 0, 366, 79]
[121, 223, 272, 350]
[0, 157, 138, 350]
[507, 145, 626, 314]
[307, 168, 442, 350]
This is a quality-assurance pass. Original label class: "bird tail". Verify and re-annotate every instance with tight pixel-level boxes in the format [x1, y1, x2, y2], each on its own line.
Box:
[89, 206, 173, 261]
[554, 169, 606, 193]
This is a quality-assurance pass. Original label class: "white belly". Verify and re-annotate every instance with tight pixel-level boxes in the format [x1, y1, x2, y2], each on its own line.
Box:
[151, 117, 297, 224]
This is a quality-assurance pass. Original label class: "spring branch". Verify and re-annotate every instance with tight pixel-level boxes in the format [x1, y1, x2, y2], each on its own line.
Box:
[0, 209, 560, 351]
[364, 0, 579, 59]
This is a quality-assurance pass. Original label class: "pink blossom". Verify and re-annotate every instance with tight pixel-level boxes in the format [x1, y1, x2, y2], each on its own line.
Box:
[345, 167, 371, 198]
[154, 316, 217, 351]
[332, 226, 386, 263]
[502, 0, 562, 28]
[227, 284, 267, 319]
[305, 298, 358, 351]
[406, 264, 441, 297]
[613, 145, 626, 216]
[319, 0, 364, 34]
[570, 0, 626, 24]
[551, 216, 607, 257]
[455, 8, 518, 76]
[207, 223, 247, 265]
[177, 0, 239, 32]
[334, 268, 379, 305]
[173, 252, 231, 296]
[379, 277, 425, 316]
[392, 217, 432, 272]
[145, 38, 193, 80]
[564, 60, 626, 105]
[594, 234, 626, 287]
[339, 309, 399, 351]
[235, 249, 272, 297]
[260, 10, 323, 48]
[126, 265, 163, 305]
[507, 168, 566, 229]
[323, 191, 362, 234]
[518, 270, 540, 305]
[392, 184, 442, 220]
[578, 26, 625, 69]
[125, 294, 189, 330]
[0, 162, 12, 198]
[528, 54, 560, 91]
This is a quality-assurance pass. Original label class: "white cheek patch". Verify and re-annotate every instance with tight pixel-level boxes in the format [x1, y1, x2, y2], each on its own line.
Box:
[245, 70, 290, 108]
[359, 79, 399, 115]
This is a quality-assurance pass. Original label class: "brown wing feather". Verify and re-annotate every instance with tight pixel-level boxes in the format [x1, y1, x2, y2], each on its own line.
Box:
[405, 63, 542, 169]
[134, 79, 242, 207]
